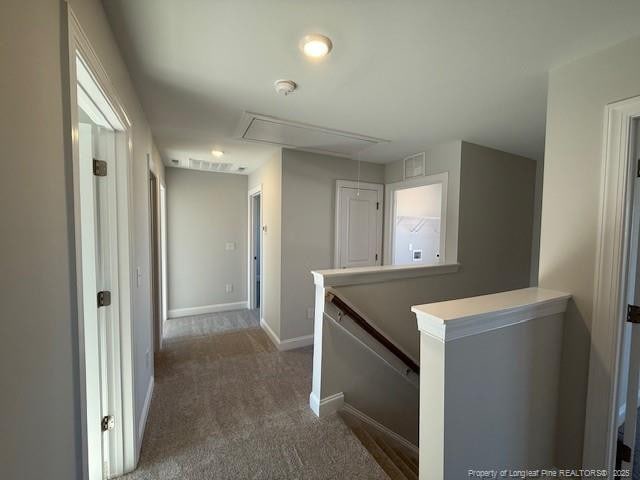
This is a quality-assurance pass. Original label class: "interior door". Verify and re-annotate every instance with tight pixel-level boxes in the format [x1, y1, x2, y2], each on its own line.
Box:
[79, 121, 118, 479]
[336, 183, 382, 268]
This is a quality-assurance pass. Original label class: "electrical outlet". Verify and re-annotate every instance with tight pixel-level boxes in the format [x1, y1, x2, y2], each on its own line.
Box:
[226, 284, 233, 293]
[307, 307, 314, 320]
[225, 242, 236, 251]
[136, 267, 142, 288]
[145, 350, 150, 369]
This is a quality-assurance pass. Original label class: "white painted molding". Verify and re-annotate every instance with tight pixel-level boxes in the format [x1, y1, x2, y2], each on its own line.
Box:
[341, 402, 419, 456]
[309, 391, 345, 417]
[168, 301, 248, 318]
[260, 318, 314, 351]
[312, 262, 460, 288]
[583, 95, 640, 472]
[412, 287, 570, 342]
[136, 376, 154, 457]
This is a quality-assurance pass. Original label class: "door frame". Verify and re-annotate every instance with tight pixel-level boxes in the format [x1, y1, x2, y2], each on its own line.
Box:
[383, 172, 448, 266]
[583, 95, 640, 473]
[67, 7, 136, 478]
[334, 180, 384, 268]
[248, 185, 263, 313]
[148, 167, 162, 352]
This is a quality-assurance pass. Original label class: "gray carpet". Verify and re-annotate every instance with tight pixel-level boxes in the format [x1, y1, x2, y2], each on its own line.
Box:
[163, 309, 261, 341]
[121, 312, 388, 479]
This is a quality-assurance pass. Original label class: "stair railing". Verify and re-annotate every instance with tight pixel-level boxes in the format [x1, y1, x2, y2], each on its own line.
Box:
[326, 291, 420, 375]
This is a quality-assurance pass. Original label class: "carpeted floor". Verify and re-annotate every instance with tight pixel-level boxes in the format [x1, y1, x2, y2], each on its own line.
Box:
[163, 309, 261, 341]
[121, 311, 388, 479]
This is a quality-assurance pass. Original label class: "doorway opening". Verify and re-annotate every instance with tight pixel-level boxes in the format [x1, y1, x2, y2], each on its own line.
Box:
[69, 10, 136, 479]
[385, 173, 448, 266]
[249, 186, 263, 318]
[149, 169, 162, 352]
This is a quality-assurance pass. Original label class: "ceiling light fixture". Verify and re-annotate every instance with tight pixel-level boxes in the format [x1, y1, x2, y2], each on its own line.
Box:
[301, 34, 332, 59]
[211, 149, 224, 158]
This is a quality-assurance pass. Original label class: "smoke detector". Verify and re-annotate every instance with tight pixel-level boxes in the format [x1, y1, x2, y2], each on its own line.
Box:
[274, 79, 297, 96]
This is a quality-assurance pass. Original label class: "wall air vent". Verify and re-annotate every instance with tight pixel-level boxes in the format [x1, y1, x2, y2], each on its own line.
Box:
[236, 112, 389, 157]
[189, 158, 233, 172]
[404, 152, 426, 179]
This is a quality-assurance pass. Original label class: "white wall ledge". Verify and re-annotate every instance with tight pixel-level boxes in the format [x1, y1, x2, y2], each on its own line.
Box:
[412, 287, 571, 342]
[312, 263, 460, 288]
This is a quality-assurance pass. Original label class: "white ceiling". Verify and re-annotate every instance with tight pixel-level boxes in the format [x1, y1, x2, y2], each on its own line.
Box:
[102, 0, 640, 173]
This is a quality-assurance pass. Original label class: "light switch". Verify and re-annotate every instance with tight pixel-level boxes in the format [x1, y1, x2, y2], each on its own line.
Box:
[225, 284, 233, 293]
[225, 242, 236, 251]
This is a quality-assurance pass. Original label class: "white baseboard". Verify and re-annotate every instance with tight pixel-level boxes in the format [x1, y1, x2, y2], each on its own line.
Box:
[260, 318, 314, 351]
[168, 301, 248, 318]
[310, 391, 345, 417]
[137, 376, 154, 454]
[341, 402, 419, 456]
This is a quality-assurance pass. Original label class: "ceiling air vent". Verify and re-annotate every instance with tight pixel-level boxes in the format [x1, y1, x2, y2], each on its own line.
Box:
[189, 158, 233, 172]
[236, 112, 389, 157]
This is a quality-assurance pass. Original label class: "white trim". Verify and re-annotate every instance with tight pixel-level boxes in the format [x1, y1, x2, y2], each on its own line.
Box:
[384, 172, 448, 266]
[309, 392, 345, 417]
[341, 402, 419, 456]
[235, 111, 389, 159]
[412, 287, 570, 342]
[583, 95, 640, 472]
[260, 318, 314, 351]
[168, 301, 248, 318]
[313, 262, 460, 288]
[68, 7, 136, 478]
[334, 180, 384, 268]
[136, 376, 154, 454]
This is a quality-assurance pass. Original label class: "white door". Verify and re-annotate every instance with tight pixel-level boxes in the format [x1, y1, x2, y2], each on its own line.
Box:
[335, 181, 383, 268]
[79, 122, 119, 479]
[619, 124, 640, 474]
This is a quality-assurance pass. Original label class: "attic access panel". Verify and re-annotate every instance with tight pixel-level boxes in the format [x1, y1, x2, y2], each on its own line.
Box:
[237, 112, 389, 157]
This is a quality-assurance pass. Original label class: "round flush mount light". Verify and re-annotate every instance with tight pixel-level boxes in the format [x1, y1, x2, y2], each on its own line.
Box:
[274, 79, 297, 96]
[300, 34, 332, 58]
[211, 149, 224, 158]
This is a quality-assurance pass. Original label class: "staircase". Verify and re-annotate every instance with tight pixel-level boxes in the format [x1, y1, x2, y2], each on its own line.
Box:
[339, 409, 419, 480]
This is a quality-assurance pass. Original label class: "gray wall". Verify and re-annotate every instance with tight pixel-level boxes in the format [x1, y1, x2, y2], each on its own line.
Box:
[539, 34, 640, 467]
[459, 142, 537, 291]
[281, 149, 385, 340]
[166, 169, 247, 311]
[248, 152, 283, 337]
[0, 0, 160, 477]
[337, 145, 536, 359]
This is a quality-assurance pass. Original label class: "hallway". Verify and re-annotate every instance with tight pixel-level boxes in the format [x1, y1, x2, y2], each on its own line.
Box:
[122, 311, 386, 479]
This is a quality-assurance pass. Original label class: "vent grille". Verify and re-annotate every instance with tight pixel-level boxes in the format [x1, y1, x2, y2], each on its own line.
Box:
[404, 152, 426, 179]
[189, 158, 233, 172]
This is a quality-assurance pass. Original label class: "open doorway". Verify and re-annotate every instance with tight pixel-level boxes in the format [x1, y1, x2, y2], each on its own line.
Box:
[69, 10, 136, 478]
[149, 169, 162, 352]
[249, 186, 263, 318]
[385, 173, 448, 266]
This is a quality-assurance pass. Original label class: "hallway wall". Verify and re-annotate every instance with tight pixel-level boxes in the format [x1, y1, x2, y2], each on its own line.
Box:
[0, 0, 162, 477]
[166, 168, 248, 314]
[281, 149, 385, 341]
[539, 34, 640, 467]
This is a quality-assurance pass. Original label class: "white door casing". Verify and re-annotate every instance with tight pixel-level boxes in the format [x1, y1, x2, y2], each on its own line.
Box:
[69, 7, 136, 478]
[583, 96, 640, 474]
[335, 181, 383, 269]
[384, 172, 448, 266]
